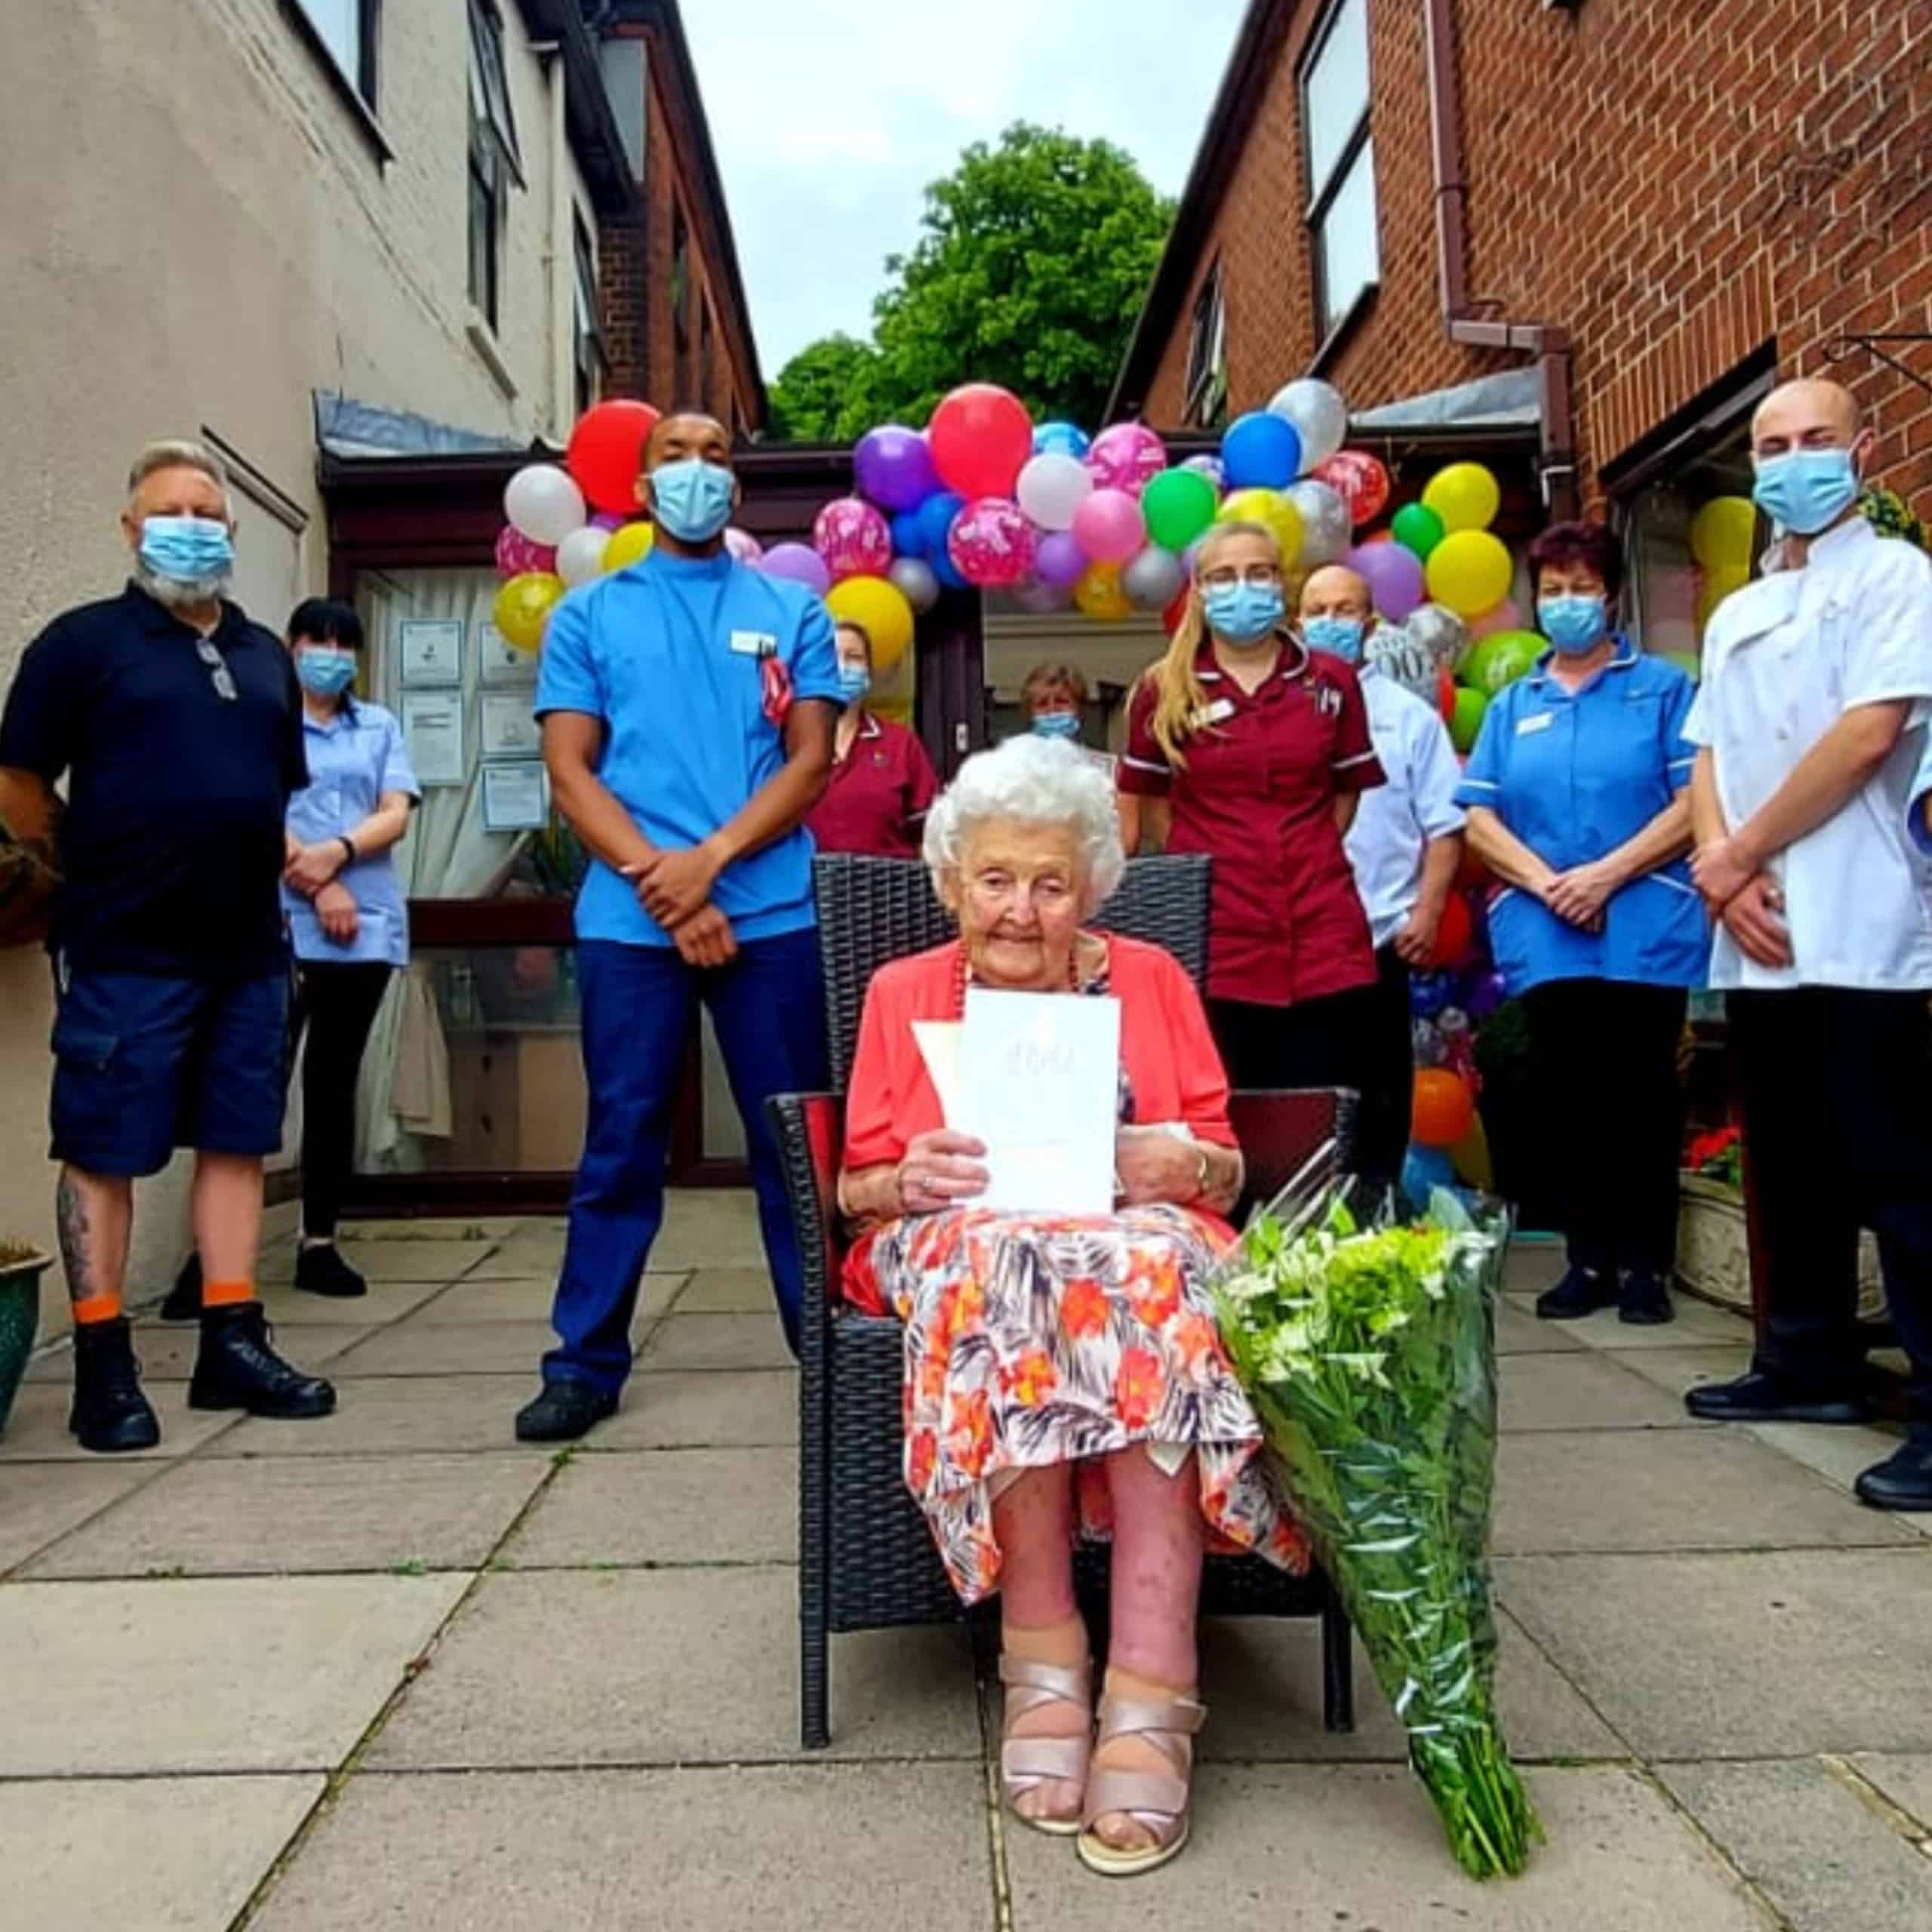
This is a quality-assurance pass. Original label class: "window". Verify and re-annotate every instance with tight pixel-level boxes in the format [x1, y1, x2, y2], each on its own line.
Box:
[573, 214, 605, 420]
[1300, 0, 1380, 340]
[1183, 262, 1228, 429]
[700, 300, 715, 410]
[671, 206, 692, 395]
[466, 0, 524, 331]
[291, 0, 380, 108]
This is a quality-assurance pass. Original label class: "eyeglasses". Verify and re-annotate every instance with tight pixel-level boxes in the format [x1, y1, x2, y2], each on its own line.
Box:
[195, 636, 238, 703]
[1198, 566, 1282, 592]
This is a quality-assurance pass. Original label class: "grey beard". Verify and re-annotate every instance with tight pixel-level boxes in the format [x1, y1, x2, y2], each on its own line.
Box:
[134, 560, 232, 610]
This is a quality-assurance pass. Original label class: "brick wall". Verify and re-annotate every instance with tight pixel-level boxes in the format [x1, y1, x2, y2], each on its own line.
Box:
[1145, 2, 1932, 514]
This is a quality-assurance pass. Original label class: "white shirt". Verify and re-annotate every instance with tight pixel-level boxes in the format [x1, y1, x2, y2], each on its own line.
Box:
[1344, 664, 1466, 948]
[1684, 515, 1932, 992]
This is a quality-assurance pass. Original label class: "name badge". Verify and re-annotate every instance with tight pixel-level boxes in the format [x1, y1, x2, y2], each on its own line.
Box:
[1516, 712, 1554, 736]
[1193, 698, 1236, 727]
[730, 629, 778, 658]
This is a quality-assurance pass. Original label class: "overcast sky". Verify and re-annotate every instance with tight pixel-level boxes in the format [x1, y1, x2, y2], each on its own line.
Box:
[680, 0, 1251, 378]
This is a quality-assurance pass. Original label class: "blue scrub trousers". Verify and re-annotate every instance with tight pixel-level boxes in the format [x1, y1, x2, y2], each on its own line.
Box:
[544, 929, 827, 1392]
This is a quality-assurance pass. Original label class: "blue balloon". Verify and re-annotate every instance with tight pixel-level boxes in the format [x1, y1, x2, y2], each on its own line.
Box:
[917, 489, 965, 558]
[1220, 411, 1303, 491]
[1409, 969, 1458, 1019]
[931, 549, 969, 592]
[890, 509, 928, 559]
[1033, 421, 1091, 460]
[1401, 1144, 1457, 1210]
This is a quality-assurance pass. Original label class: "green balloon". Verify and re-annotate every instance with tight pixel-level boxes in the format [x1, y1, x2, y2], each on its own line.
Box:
[1462, 630, 1543, 695]
[1392, 501, 1446, 560]
[1450, 685, 1488, 754]
[1141, 468, 1219, 553]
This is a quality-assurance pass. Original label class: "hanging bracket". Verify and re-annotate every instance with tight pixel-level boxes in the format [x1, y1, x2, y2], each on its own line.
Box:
[1823, 334, 1932, 397]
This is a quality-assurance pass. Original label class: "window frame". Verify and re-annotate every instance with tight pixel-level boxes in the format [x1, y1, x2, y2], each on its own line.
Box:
[1298, 0, 1380, 343]
[468, 125, 503, 331]
[1182, 260, 1229, 429]
[284, 0, 388, 149]
[467, 0, 525, 189]
[573, 211, 607, 420]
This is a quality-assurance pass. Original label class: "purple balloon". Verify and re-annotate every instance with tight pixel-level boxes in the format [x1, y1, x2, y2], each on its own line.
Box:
[591, 511, 626, 532]
[1462, 967, 1509, 1022]
[761, 541, 832, 598]
[1034, 530, 1088, 589]
[853, 425, 939, 513]
[1350, 540, 1426, 623]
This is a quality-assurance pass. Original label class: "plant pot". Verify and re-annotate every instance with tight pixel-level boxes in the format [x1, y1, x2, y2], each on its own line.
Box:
[0, 1251, 49, 1438]
[1675, 1174, 1885, 1319]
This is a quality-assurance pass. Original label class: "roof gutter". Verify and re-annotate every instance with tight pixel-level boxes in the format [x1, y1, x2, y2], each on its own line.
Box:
[1424, 0, 1577, 517]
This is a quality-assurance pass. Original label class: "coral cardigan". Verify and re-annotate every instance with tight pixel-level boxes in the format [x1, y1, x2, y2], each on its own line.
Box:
[842, 934, 1237, 1174]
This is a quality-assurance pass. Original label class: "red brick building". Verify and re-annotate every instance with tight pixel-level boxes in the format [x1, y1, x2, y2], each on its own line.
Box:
[1112, 0, 1932, 554]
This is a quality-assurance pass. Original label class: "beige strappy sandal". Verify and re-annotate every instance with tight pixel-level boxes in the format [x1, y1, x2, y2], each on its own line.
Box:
[1076, 1685, 1207, 1878]
[998, 1654, 1094, 1837]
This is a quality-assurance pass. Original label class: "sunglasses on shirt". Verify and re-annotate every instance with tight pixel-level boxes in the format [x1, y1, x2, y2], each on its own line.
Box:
[195, 635, 238, 703]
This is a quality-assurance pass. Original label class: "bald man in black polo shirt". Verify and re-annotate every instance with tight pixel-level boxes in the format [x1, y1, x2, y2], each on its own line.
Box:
[0, 440, 334, 1452]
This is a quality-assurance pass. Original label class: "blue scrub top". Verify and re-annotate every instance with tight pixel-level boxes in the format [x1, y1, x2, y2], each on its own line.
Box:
[536, 547, 842, 947]
[1455, 638, 1709, 993]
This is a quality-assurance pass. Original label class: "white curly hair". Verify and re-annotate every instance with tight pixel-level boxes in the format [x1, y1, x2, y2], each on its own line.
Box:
[921, 734, 1126, 912]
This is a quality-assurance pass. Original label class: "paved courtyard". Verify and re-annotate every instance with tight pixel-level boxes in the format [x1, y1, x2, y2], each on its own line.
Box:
[2, 1194, 1930, 1930]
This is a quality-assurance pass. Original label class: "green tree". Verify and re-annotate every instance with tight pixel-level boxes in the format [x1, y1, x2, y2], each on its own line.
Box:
[767, 125, 1174, 443]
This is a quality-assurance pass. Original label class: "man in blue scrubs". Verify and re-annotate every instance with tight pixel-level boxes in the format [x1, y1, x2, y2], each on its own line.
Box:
[516, 412, 841, 1441]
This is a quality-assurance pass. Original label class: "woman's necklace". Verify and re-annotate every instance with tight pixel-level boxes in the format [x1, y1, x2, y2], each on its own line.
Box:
[950, 936, 1084, 1018]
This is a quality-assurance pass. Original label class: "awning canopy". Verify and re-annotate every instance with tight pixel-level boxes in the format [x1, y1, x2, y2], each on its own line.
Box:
[313, 390, 543, 461]
[1349, 368, 1541, 434]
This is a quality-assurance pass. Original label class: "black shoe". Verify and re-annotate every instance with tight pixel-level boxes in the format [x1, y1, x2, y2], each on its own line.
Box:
[1854, 1438, 1932, 1512]
[1535, 1266, 1617, 1321]
[1619, 1269, 1675, 1327]
[189, 1303, 336, 1419]
[69, 1316, 162, 1454]
[515, 1379, 618, 1443]
[295, 1242, 368, 1299]
[1684, 1370, 1872, 1426]
[158, 1254, 202, 1323]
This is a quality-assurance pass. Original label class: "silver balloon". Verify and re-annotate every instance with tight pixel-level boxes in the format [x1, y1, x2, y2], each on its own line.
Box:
[1180, 453, 1226, 491]
[1266, 378, 1349, 469]
[1008, 575, 1073, 616]
[1406, 601, 1471, 675]
[1364, 621, 1438, 700]
[1121, 545, 1187, 611]
[888, 555, 940, 614]
[1411, 1018, 1448, 1067]
[1285, 479, 1352, 567]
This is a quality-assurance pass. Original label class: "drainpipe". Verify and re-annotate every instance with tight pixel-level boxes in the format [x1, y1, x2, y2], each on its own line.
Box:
[1423, 0, 1577, 518]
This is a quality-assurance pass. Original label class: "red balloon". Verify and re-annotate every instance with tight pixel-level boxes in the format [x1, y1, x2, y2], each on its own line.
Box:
[1161, 586, 1191, 636]
[1428, 891, 1474, 971]
[1454, 841, 1490, 892]
[1314, 450, 1392, 528]
[568, 399, 663, 515]
[928, 383, 1033, 501]
[1437, 669, 1457, 724]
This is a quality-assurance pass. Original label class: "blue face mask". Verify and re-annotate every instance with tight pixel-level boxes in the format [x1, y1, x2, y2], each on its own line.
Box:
[1752, 448, 1860, 537]
[835, 663, 871, 704]
[1202, 583, 1284, 646]
[1032, 710, 1081, 740]
[139, 514, 233, 585]
[1303, 614, 1366, 662]
[296, 648, 358, 698]
[1537, 594, 1607, 656]
[648, 458, 735, 544]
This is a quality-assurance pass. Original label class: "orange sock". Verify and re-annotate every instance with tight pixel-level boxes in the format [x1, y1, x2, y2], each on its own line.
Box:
[72, 1293, 123, 1325]
[202, 1278, 254, 1309]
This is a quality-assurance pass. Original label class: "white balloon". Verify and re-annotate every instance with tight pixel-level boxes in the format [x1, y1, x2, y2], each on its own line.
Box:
[1267, 378, 1349, 471]
[1121, 546, 1186, 611]
[504, 463, 588, 546]
[724, 527, 764, 565]
[888, 555, 940, 614]
[1285, 479, 1352, 567]
[1015, 452, 1094, 532]
[555, 525, 609, 588]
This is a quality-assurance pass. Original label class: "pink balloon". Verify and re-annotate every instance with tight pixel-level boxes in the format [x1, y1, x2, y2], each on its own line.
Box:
[1072, 488, 1146, 566]
[1349, 540, 1426, 623]
[946, 497, 1039, 589]
[495, 526, 555, 579]
[723, 527, 764, 565]
[1467, 595, 1522, 641]
[1086, 422, 1169, 496]
[761, 542, 832, 597]
[1034, 530, 1088, 589]
[812, 497, 893, 581]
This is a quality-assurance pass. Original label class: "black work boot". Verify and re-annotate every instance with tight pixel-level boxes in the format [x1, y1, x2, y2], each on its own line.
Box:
[69, 1316, 162, 1454]
[158, 1253, 202, 1322]
[294, 1242, 368, 1299]
[1618, 1269, 1675, 1327]
[1854, 1436, 1932, 1512]
[1534, 1266, 1617, 1321]
[189, 1303, 336, 1419]
[515, 1379, 618, 1443]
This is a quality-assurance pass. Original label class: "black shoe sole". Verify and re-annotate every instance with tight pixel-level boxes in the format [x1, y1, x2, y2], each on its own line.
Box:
[1619, 1303, 1675, 1327]
[1685, 1394, 1873, 1426]
[514, 1404, 617, 1444]
[1535, 1297, 1616, 1321]
[292, 1278, 369, 1300]
[1855, 1481, 1932, 1512]
[187, 1385, 337, 1419]
[68, 1418, 162, 1453]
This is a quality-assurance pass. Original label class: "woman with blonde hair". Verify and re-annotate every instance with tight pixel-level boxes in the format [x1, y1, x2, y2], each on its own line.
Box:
[1118, 520, 1387, 1094]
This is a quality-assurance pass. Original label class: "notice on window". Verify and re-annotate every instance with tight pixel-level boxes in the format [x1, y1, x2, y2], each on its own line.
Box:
[401, 691, 466, 788]
[398, 618, 464, 688]
[480, 692, 541, 757]
[481, 759, 549, 832]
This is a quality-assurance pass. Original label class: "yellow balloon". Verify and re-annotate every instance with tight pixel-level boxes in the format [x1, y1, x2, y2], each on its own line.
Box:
[1425, 530, 1514, 618]
[1696, 565, 1749, 633]
[1449, 1109, 1494, 1191]
[1072, 561, 1132, 623]
[1422, 462, 1501, 534]
[494, 571, 565, 654]
[1690, 496, 1756, 572]
[1217, 487, 1303, 567]
[825, 574, 915, 672]
[601, 521, 656, 572]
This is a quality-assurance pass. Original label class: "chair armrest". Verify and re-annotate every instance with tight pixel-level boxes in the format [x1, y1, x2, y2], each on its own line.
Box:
[766, 1093, 848, 1376]
[1229, 1087, 1359, 1219]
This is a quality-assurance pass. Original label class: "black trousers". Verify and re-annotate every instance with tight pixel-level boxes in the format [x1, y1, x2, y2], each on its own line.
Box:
[1521, 978, 1687, 1276]
[293, 961, 392, 1240]
[1731, 988, 1932, 1423]
[1355, 944, 1418, 1193]
[1208, 980, 1384, 1174]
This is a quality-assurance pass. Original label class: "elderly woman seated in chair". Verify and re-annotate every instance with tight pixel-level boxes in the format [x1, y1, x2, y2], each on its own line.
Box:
[837, 734, 1307, 1878]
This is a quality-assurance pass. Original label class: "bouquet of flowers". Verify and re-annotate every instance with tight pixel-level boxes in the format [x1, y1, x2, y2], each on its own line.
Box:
[1214, 1164, 1538, 1878]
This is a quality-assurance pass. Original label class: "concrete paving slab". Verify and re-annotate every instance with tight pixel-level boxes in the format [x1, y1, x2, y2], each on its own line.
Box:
[1659, 1757, 1932, 1932]
[327, 1321, 561, 1377]
[1494, 1429, 1919, 1555]
[1004, 1764, 1767, 1931]
[337, 1219, 525, 1241]
[2, 1774, 323, 1932]
[635, 1311, 795, 1373]
[260, 1240, 496, 1285]
[1196, 1607, 1624, 1763]
[407, 1271, 685, 1324]
[1500, 1352, 1698, 1432]
[0, 1460, 153, 1572]
[674, 1266, 782, 1313]
[1748, 1420, 1924, 1521]
[24, 1452, 546, 1578]
[203, 1375, 546, 1458]
[1494, 1295, 1586, 1354]
[641, 1189, 771, 1271]
[26, 1321, 375, 1383]
[1498, 1547, 1932, 1758]
[1613, 1344, 1757, 1402]
[0, 1380, 239, 1463]
[589, 1368, 798, 1449]
[1850, 1755, 1932, 1833]
[256, 1277, 452, 1327]
[1508, 1291, 1754, 1352]
[248, 1764, 992, 1932]
[460, 1224, 569, 1280]
[503, 1447, 796, 1567]
[0, 1572, 468, 1774]
[367, 1565, 978, 1768]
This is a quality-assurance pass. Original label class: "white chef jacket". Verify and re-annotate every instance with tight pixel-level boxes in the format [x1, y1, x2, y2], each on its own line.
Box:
[1342, 663, 1466, 949]
[1684, 515, 1932, 992]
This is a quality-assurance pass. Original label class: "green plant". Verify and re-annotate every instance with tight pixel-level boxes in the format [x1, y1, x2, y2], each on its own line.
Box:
[1860, 486, 1928, 552]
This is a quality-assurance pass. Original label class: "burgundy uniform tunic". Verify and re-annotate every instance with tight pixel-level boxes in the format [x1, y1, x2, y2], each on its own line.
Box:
[804, 712, 939, 860]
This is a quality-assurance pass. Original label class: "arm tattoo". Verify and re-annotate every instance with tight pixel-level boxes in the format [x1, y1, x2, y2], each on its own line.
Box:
[56, 1172, 93, 1306]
